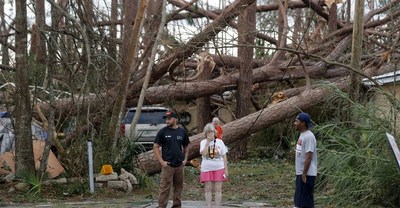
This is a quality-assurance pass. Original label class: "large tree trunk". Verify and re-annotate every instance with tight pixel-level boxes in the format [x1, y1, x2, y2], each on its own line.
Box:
[196, 52, 215, 133]
[137, 78, 350, 175]
[130, 0, 167, 138]
[141, 33, 353, 105]
[328, 3, 338, 33]
[231, 0, 256, 161]
[0, 1, 10, 66]
[107, 0, 118, 85]
[14, 0, 35, 177]
[33, 0, 46, 67]
[35, 0, 51, 180]
[109, 0, 148, 148]
[349, 0, 364, 102]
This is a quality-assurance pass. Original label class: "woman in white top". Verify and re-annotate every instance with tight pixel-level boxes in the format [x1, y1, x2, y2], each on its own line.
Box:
[199, 123, 228, 208]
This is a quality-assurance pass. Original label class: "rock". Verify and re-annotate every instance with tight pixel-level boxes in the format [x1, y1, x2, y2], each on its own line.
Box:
[15, 182, 30, 192]
[2, 173, 15, 183]
[8, 187, 15, 193]
[119, 168, 138, 185]
[94, 182, 104, 188]
[67, 177, 84, 183]
[43, 177, 67, 185]
[95, 172, 118, 182]
[124, 179, 132, 192]
[107, 180, 126, 191]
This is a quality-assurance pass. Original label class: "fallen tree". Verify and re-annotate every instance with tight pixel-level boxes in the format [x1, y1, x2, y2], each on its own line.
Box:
[137, 78, 349, 175]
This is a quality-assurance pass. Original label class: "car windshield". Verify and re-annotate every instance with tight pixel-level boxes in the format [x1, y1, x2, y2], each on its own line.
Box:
[124, 109, 167, 124]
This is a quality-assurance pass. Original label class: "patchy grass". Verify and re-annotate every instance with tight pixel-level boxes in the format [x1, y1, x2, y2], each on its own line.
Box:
[183, 158, 296, 207]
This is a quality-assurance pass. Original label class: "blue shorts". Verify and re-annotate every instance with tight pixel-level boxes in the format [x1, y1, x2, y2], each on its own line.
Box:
[294, 175, 315, 208]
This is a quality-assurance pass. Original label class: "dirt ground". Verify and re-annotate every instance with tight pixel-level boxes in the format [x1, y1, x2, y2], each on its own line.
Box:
[0, 159, 296, 207]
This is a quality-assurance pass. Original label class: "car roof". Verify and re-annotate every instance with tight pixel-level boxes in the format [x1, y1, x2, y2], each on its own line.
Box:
[127, 106, 169, 111]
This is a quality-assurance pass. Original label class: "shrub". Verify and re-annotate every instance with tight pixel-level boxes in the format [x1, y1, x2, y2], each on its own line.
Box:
[315, 87, 400, 207]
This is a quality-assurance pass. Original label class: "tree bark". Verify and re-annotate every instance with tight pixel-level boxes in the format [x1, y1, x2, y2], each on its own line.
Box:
[130, 0, 167, 138]
[34, 0, 46, 66]
[231, 0, 256, 160]
[107, 0, 118, 85]
[110, 0, 148, 148]
[196, 53, 214, 133]
[14, 0, 35, 177]
[328, 3, 338, 33]
[292, 9, 302, 47]
[0, 0, 10, 66]
[349, 0, 364, 102]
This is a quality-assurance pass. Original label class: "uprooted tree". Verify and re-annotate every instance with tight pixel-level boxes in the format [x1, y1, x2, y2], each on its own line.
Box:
[1, 0, 399, 176]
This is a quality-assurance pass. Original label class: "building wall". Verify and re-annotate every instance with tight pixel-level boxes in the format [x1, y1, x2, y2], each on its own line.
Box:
[370, 84, 400, 132]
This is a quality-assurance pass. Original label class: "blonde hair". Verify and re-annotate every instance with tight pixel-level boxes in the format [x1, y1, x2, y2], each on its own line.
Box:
[203, 123, 216, 137]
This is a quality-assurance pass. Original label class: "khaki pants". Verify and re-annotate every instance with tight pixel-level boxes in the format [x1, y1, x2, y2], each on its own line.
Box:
[158, 165, 184, 208]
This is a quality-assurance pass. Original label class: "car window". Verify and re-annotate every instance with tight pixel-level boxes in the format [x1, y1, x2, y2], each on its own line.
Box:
[124, 110, 167, 124]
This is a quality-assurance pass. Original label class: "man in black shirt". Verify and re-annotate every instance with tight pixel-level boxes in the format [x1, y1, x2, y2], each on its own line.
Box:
[154, 111, 190, 208]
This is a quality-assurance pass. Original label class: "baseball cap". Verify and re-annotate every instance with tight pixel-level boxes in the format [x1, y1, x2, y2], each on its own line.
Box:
[297, 112, 313, 128]
[165, 111, 178, 119]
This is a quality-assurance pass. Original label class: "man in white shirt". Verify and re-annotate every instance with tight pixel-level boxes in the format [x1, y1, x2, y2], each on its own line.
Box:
[294, 112, 317, 208]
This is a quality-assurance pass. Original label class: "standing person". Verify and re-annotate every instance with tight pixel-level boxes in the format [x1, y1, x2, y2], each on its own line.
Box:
[212, 117, 223, 140]
[294, 112, 317, 208]
[199, 123, 228, 208]
[154, 111, 190, 208]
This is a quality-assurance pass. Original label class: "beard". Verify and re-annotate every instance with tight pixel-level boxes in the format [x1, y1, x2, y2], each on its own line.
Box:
[168, 122, 175, 127]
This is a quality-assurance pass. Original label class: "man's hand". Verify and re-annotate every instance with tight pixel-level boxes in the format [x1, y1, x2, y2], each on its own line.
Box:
[302, 174, 307, 183]
[160, 161, 169, 168]
[181, 159, 187, 167]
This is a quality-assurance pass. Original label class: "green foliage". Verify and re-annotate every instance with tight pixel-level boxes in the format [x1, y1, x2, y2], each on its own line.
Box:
[111, 138, 148, 173]
[314, 88, 400, 207]
[64, 181, 89, 195]
[248, 121, 296, 159]
[63, 134, 92, 177]
[107, 137, 156, 189]
[135, 170, 155, 189]
[18, 170, 42, 198]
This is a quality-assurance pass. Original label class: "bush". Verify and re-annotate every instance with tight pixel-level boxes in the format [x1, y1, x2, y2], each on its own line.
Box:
[315, 88, 400, 207]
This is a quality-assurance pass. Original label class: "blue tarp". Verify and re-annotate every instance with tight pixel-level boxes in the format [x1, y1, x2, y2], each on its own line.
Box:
[0, 112, 11, 118]
[0, 112, 48, 154]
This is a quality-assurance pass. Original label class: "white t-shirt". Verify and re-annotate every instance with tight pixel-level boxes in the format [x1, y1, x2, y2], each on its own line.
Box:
[295, 130, 317, 176]
[200, 139, 228, 172]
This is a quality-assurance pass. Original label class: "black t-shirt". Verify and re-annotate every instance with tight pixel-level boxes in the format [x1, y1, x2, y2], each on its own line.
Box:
[154, 126, 190, 167]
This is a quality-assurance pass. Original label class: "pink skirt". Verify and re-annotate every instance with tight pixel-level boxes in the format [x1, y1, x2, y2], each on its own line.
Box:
[200, 168, 227, 183]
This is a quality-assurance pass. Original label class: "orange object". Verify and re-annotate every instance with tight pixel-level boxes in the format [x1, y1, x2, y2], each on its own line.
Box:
[100, 164, 113, 175]
[215, 125, 223, 139]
